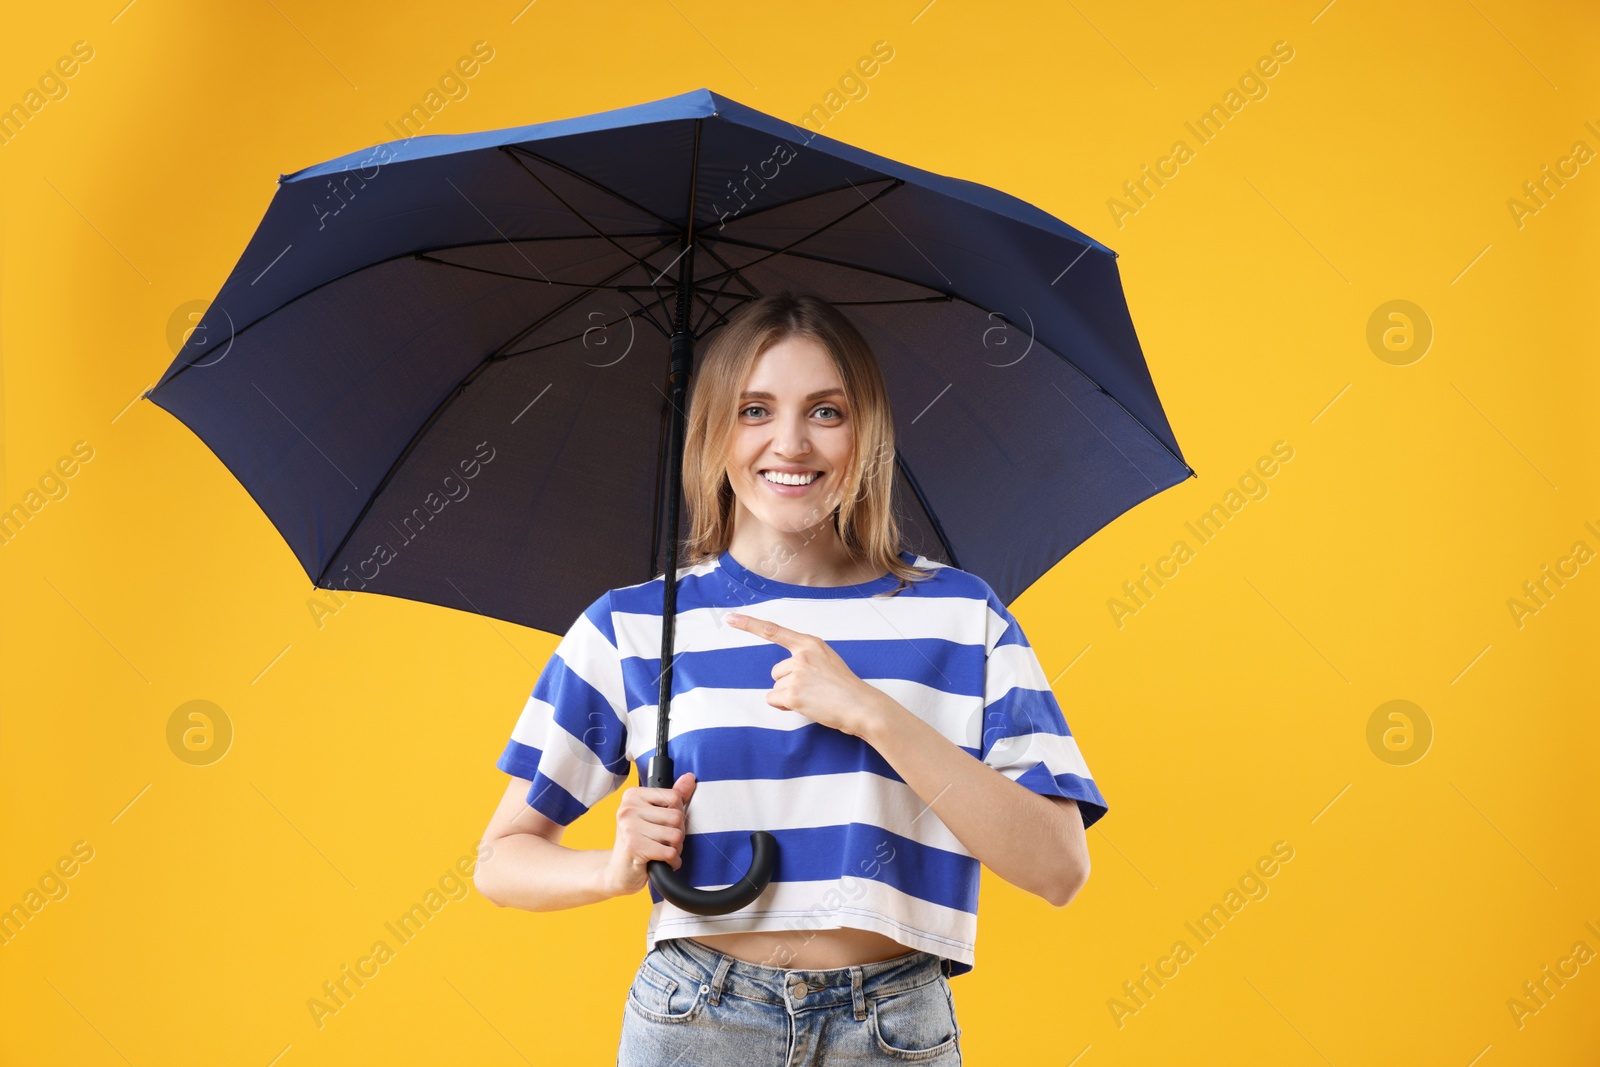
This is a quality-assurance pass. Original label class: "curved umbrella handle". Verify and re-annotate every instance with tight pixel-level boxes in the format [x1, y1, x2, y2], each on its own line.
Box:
[644, 752, 777, 915]
[647, 831, 777, 915]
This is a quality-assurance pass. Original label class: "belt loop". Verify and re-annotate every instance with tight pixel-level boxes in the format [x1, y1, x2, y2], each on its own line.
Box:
[708, 952, 735, 1006]
[850, 965, 866, 1021]
[940, 955, 952, 978]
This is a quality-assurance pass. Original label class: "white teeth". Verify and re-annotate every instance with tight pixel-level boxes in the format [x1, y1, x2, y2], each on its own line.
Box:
[762, 470, 819, 486]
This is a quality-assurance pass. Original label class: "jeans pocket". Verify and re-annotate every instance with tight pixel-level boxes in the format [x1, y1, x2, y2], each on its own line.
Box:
[870, 976, 961, 1061]
[626, 952, 709, 1025]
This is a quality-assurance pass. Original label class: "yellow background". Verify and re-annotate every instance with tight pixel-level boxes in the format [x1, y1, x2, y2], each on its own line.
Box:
[3, 1, 1598, 1063]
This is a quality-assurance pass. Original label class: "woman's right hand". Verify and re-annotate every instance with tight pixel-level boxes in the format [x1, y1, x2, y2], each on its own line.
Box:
[600, 772, 697, 897]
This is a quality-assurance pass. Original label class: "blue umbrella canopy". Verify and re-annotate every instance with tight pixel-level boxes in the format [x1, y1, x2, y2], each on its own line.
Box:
[149, 87, 1192, 639]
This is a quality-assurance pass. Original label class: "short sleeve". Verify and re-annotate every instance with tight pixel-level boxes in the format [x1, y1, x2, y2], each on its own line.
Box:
[495, 590, 631, 825]
[980, 593, 1109, 829]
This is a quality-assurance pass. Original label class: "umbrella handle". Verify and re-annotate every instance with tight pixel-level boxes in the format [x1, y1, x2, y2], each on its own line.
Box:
[644, 752, 777, 915]
[646, 832, 777, 916]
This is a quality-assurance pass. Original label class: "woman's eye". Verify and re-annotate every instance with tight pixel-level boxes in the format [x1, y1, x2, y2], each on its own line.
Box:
[739, 404, 844, 419]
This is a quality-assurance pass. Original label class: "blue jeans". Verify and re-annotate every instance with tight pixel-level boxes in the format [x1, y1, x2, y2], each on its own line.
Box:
[617, 936, 963, 1065]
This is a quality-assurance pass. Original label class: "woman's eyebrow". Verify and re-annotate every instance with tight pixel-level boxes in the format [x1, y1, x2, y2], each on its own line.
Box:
[739, 389, 844, 401]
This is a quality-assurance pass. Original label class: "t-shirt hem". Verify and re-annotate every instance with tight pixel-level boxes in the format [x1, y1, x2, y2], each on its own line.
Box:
[648, 907, 976, 973]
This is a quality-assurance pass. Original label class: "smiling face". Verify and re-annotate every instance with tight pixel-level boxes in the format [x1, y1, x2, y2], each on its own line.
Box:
[725, 333, 855, 542]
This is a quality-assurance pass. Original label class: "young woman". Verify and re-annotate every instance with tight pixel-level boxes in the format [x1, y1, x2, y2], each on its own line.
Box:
[475, 293, 1109, 1064]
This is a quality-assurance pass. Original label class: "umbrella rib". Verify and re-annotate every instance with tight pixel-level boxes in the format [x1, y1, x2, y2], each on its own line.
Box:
[691, 293, 954, 309]
[704, 174, 898, 231]
[689, 255, 744, 336]
[619, 287, 676, 340]
[500, 147, 678, 318]
[483, 256, 664, 360]
[416, 244, 684, 340]
[495, 307, 664, 359]
[694, 239, 763, 297]
[503, 144, 679, 229]
[691, 179, 907, 288]
[312, 349, 505, 588]
[688, 284, 740, 337]
[701, 232, 959, 305]
[421, 229, 676, 243]
[416, 251, 675, 293]
[893, 452, 961, 570]
[412, 234, 735, 340]
[825, 295, 955, 306]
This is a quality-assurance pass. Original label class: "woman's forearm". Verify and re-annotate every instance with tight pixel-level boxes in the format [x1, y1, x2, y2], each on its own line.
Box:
[475, 832, 617, 911]
[858, 691, 1088, 906]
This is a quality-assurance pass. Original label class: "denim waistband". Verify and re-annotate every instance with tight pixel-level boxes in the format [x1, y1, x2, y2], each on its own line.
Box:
[653, 936, 950, 1014]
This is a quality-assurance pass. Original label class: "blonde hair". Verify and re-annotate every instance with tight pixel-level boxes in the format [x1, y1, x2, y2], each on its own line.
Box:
[679, 292, 931, 594]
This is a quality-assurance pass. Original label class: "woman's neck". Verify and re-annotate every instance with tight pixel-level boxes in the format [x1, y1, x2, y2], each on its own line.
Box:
[724, 523, 876, 588]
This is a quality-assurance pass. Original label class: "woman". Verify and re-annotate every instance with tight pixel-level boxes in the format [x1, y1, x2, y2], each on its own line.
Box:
[475, 292, 1109, 1064]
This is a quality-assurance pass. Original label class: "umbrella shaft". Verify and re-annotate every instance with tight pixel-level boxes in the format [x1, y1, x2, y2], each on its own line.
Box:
[651, 239, 696, 786]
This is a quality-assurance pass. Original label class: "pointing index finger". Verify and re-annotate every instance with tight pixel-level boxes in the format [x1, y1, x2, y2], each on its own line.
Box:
[726, 612, 805, 648]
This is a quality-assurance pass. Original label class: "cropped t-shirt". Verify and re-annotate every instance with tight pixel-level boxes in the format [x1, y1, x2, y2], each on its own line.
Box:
[494, 548, 1108, 977]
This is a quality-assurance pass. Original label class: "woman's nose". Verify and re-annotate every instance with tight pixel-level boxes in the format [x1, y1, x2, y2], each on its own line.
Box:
[771, 419, 812, 458]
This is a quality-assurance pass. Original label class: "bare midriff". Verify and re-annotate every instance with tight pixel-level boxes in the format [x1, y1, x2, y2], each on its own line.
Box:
[688, 926, 917, 970]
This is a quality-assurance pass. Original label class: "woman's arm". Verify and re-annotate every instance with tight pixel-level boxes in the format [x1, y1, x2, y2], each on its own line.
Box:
[722, 610, 1093, 908]
[474, 777, 614, 911]
[860, 693, 1091, 907]
[475, 772, 699, 911]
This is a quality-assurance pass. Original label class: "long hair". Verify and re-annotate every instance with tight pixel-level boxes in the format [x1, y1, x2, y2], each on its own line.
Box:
[679, 292, 931, 594]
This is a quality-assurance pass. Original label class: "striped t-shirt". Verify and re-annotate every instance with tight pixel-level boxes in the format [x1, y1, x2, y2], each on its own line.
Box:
[495, 547, 1108, 976]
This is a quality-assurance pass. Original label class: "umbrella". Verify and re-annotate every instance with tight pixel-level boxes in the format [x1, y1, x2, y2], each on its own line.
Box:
[148, 87, 1192, 915]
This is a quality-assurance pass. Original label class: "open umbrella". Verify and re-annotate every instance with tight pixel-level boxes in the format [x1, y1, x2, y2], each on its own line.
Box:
[148, 87, 1192, 915]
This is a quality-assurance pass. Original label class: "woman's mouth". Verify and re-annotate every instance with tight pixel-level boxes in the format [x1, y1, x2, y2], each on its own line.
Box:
[759, 469, 824, 496]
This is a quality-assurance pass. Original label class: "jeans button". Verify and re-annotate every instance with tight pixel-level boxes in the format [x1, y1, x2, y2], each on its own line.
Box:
[790, 981, 809, 999]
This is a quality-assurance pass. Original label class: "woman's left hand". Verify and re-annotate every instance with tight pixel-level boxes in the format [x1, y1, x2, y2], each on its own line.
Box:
[724, 612, 886, 739]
